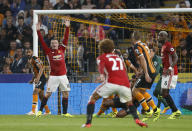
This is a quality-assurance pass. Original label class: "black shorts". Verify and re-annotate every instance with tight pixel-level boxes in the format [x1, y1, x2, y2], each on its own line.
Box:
[113, 96, 127, 109]
[134, 73, 156, 89]
[113, 96, 140, 109]
[35, 75, 46, 90]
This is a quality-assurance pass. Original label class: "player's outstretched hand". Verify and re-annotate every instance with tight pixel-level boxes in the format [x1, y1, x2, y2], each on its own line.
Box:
[36, 22, 41, 31]
[64, 17, 70, 27]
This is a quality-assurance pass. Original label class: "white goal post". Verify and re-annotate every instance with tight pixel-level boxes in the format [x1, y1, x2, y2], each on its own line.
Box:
[33, 8, 192, 56]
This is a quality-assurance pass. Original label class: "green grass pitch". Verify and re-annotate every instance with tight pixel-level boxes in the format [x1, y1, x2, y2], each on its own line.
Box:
[0, 115, 192, 131]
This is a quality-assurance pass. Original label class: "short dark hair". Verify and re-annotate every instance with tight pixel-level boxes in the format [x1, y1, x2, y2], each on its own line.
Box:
[98, 39, 115, 53]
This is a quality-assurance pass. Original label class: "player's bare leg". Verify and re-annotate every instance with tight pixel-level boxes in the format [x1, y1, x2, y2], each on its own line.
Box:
[61, 91, 73, 117]
[36, 92, 52, 117]
[27, 88, 39, 115]
[82, 92, 101, 128]
[140, 89, 161, 121]
[39, 90, 50, 115]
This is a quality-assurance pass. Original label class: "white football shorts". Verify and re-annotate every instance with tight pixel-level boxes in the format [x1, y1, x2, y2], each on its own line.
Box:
[161, 75, 178, 89]
[47, 75, 70, 92]
[94, 82, 132, 103]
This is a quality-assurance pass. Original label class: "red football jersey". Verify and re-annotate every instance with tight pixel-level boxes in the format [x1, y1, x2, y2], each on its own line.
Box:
[97, 53, 130, 88]
[37, 27, 69, 76]
[161, 41, 178, 75]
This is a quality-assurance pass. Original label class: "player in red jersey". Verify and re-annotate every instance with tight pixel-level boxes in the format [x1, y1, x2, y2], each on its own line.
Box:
[82, 39, 147, 128]
[36, 18, 72, 117]
[158, 31, 181, 119]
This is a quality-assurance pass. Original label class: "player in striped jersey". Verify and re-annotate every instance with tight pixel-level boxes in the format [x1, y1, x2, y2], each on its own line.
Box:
[131, 31, 161, 122]
[26, 49, 50, 115]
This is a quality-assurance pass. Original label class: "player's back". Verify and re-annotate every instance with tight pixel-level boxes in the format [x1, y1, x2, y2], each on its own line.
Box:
[97, 53, 130, 88]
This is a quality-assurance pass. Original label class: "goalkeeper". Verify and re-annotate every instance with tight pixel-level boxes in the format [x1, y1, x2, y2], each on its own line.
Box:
[151, 48, 170, 113]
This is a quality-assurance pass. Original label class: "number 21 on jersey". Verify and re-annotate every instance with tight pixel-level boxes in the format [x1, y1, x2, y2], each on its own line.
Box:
[109, 57, 123, 71]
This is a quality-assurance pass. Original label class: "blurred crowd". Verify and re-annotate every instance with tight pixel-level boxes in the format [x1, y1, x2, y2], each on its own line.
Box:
[0, 0, 191, 75]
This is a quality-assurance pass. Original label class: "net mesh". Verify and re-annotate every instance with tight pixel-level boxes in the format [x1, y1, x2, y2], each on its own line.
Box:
[36, 11, 192, 114]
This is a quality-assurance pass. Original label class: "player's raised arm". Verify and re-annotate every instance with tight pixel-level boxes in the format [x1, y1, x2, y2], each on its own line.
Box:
[36, 22, 50, 54]
[62, 18, 70, 46]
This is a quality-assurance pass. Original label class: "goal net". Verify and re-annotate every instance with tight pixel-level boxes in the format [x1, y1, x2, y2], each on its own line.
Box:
[33, 9, 192, 115]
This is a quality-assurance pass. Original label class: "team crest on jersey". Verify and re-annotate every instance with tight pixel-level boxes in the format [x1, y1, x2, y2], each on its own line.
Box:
[58, 50, 61, 53]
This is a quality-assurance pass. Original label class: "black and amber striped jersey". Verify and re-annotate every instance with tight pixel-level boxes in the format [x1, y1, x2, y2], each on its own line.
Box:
[133, 41, 156, 75]
[31, 56, 46, 79]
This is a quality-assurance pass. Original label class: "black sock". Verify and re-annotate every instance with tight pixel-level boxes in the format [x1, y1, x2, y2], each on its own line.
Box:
[62, 97, 68, 114]
[40, 97, 48, 111]
[86, 102, 95, 124]
[157, 97, 162, 108]
[128, 105, 139, 120]
[164, 95, 177, 112]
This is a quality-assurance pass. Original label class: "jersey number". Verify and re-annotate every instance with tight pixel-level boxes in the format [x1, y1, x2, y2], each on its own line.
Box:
[109, 58, 123, 71]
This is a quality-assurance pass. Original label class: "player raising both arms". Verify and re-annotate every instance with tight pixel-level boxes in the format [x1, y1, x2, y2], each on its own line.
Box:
[158, 31, 181, 119]
[82, 39, 147, 128]
[36, 18, 72, 117]
[131, 31, 161, 122]
[26, 49, 50, 115]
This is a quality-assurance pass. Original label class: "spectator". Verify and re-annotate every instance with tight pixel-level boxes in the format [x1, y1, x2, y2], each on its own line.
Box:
[3, 16, 17, 40]
[10, 47, 27, 73]
[0, 29, 9, 57]
[2, 9, 13, 28]
[16, 16, 32, 43]
[185, 32, 192, 57]
[39, 17, 48, 35]
[111, 0, 127, 19]
[25, 0, 41, 10]
[178, 47, 190, 72]
[82, 0, 96, 9]
[7, 40, 17, 61]
[42, 0, 53, 10]
[77, 38, 84, 71]
[39, 28, 50, 46]
[151, 15, 167, 38]
[23, 41, 31, 52]
[4, 57, 12, 67]
[54, 0, 70, 9]
[103, 4, 118, 45]
[167, 14, 189, 47]
[0, 0, 10, 14]
[1, 64, 12, 74]
[77, 23, 86, 38]
[25, 8, 33, 27]
[15, 10, 26, 26]
[176, 0, 190, 8]
[96, 0, 107, 9]
[69, 0, 81, 9]
[111, 0, 126, 9]
[10, 0, 26, 17]
[88, 17, 105, 42]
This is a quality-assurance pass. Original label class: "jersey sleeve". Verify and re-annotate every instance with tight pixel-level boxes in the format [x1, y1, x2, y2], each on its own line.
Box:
[60, 27, 70, 51]
[134, 45, 143, 57]
[167, 43, 175, 55]
[97, 56, 105, 75]
[37, 30, 50, 55]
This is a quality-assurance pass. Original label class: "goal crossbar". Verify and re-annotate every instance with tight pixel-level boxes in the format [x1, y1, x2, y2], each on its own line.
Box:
[33, 8, 192, 56]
